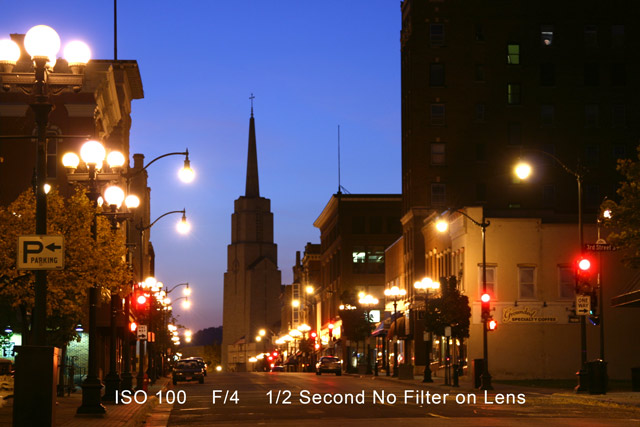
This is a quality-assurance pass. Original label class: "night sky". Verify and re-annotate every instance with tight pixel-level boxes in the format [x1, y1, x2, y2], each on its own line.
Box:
[1, 1, 401, 331]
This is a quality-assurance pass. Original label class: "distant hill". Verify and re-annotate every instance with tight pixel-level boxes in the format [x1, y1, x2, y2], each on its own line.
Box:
[191, 326, 222, 346]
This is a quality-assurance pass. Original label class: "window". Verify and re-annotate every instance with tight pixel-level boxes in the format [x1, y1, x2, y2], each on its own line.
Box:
[541, 25, 554, 46]
[479, 265, 496, 296]
[540, 63, 555, 86]
[611, 63, 626, 86]
[518, 266, 536, 299]
[430, 104, 445, 125]
[558, 266, 574, 299]
[352, 246, 384, 274]
[431, 183, 446, 206]
[612, 104, 626, 128]
[507, 44, 520, 64]
[584, 63, 599, 86]
[507, 122, 522, 145]
[611, 25, 624, 47]
[585, 104, 599, 127]
[507, 83, 521, 104]
[475, 24, 485, 42]
[430, 63, 445, 86]
[584, 25, 598, 48]
[430, 23, 444, 46]
[430, 143, 445, 165]
[475, 104, 486, 122]
[541, 105, 555, 126]
[475, 64, 485, 81]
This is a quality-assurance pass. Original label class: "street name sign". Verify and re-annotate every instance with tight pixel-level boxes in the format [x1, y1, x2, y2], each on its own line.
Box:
[576, 295, 591, 316]
[17, 235, 64, 270]
[137, 324, 148, 340]
[584, 243, 616, 252]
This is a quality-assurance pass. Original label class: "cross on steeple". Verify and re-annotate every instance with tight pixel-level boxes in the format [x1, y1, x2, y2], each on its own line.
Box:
[249, 93, 255, 117]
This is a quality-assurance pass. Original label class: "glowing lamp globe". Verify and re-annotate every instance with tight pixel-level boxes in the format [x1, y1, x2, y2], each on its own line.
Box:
[177, 216, 191, 234]
[104, 186, 125, 207]
[62, 152, 80, 169]
[80, 140, 106, 166]
[515, 162, 532, 180]
[125, 194, 140, 209]
[24, 25, 60, 63]
[63, 40, 91, 65]
[179, 162, 195, 183]
[106, 150, 125, 168]
[0, 39, 21, 64]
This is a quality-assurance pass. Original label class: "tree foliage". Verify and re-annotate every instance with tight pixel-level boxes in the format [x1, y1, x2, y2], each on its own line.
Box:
[602, 147, 640, 268]
[338, 290, 373, 342]
[0, 187, 132, 347]
[424, 278, 471, 339]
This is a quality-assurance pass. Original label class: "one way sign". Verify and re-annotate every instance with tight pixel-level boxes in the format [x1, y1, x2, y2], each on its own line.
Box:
[17, 235, 65, 270]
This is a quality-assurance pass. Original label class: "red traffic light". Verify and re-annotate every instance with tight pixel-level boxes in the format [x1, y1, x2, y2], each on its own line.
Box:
[488, 318, 497, 331]
[272, 351, 279, 357]
[314, 343, 320, 350]
[328, 323, 334, 329]
[578, 258, 591, 271]
[129, 322, 137, 332]
[310, 331, 317, 338]
[268, 356, 273, 361]
[136, 295, 147, 305]
[481, 293, 491, 303]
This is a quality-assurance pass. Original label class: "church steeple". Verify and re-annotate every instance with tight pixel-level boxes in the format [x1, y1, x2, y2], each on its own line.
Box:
[245, 93, 260, 198]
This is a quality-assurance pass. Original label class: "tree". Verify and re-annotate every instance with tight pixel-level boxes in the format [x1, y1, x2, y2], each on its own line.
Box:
[602, 147, 640, 268]
[424, 277, 471, 340]
[0, 187, 132, 347]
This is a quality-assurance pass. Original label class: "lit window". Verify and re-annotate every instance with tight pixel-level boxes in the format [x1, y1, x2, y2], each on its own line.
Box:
[507, 44, 520, 64]
[518, 266, 536, 299]
[430, 143, 445, 165]
[352, 249, 366, 264]
[541, 25, 554, 46]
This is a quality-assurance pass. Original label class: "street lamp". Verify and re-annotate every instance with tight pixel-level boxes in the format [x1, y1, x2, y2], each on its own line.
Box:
[436, 209, 492, 390]
[414, 278, 440, 383]
[384, 286, 406, 377]
[515, 153, 588, 391]
[358, 293, 379, 375]
[64, 139, 139, 411]
[1, 26, 90, 347]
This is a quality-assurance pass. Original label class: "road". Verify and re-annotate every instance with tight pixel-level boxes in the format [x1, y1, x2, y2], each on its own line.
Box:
[157, 372, 640, 426]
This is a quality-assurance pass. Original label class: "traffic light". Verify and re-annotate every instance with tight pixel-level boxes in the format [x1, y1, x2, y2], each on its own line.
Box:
[487, 318, 497, 331]
[575, 255, 595, 294]
[481, 293, 491, 321]
[328, 323, 334, 338]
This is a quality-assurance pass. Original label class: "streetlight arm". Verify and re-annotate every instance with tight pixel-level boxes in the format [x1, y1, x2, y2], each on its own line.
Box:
[166, 282, 189, 295]
[522, 148, 582, 181]
[126, 150, 189, 179]
[139, 209, 185, 231]
[446, 209, 490, 230]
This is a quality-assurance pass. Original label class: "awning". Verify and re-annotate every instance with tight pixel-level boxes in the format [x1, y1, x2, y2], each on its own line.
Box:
[388, 315, 406, 339]
[371, 321, 388, 337]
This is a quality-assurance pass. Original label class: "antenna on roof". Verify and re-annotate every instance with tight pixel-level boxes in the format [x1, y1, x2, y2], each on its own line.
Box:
[337, 125, 350, 195]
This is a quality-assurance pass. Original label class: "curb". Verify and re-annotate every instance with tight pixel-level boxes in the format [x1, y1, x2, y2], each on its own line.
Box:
[128, 379, 171, 427]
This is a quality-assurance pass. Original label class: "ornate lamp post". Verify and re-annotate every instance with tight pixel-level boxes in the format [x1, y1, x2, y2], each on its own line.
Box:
[1, 26, 90, 346]
[358, 293, 379, 375]
[515, 153, 587, 391]
[436, 209, 492, 390]
[384, 286, 406, 377]
[64, 139, 139, 413]
[414, 278, 440, 383]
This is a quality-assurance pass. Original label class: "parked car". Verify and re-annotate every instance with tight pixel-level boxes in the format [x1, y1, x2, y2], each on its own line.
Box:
[172, 359, 205, 385]
[316, 356, 342, 376]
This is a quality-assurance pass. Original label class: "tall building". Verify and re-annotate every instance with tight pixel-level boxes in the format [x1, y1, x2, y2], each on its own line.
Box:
[393, 0, 640, 379]
[222, 108, 281, 372]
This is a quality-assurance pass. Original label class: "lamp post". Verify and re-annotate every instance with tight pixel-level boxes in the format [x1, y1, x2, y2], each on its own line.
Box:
[436, 209, 492, 390]
[358, 293, 379, 375]
[63, 139, 139, 413]
[1, 26, 90, 346]
[515, 153, 587, 391]
[384, 286, 406, 377]
[414, 278, 440, 383]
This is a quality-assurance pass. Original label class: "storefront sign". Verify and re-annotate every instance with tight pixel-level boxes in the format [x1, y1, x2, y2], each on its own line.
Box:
[502, 306, 558, 323]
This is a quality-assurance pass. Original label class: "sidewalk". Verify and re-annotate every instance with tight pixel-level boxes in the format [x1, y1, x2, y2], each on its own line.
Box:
[348, 369, 640, 409]
[0, 377, 170, 427]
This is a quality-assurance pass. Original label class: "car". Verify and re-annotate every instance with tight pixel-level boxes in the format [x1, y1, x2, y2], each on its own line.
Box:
[270, 364, 284, 372]
[172, 359, 205, 385]
[316, 356, 342, 376]
[186, 357, 208, 376]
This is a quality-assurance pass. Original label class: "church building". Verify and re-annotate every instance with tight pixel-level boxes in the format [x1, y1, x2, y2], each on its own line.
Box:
[222, 106, 282, 371]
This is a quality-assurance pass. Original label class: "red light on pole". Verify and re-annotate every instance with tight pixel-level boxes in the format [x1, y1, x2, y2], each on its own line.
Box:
[272, 351, 278, 357]
[136, 295, 147, 305]
[481, 293, 491, 303]
[130, 322, 137, 332]
[578, 258, 591, 271]
[488, 318, 497, 331]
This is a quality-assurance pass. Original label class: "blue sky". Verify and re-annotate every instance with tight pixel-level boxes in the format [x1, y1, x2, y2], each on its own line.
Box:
[1, 1, 401, 331]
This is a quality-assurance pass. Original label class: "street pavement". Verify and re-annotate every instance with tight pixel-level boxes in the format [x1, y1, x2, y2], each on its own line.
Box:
[143, 371, 640, 427]
[1, 371, 638, 426]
